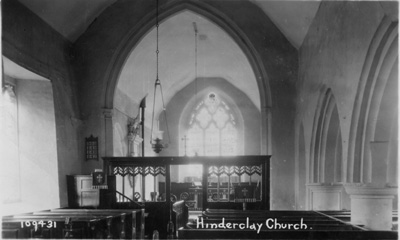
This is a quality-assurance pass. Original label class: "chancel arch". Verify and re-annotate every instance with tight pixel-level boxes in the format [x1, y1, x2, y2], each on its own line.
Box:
[95, 1, 273, 158]
[72, 0, 298, 207]
[113, 8, 264, 157]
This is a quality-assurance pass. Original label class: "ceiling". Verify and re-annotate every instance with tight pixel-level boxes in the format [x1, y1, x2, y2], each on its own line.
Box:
[3, 57, 49, 81]
[250, 0, 320, 48]
[10, 0, 326, 116]
[17, 0, 117, 43]
[16, 0, 321, 48]
[12, 0, 322, 109]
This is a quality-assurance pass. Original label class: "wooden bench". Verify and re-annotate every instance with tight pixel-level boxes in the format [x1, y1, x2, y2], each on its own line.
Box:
[2, 209, 144, 239]
[3, 214, 107, 239]
[177, 210, 398, 239]
[171, 200, 189, 238]
[49, 208, 145, 239]
[178, 228, 398, 239]
[317, 210, 399, 231]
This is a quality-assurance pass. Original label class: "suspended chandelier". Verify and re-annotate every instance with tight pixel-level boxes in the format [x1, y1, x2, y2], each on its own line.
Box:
[150, 0, 170, 154]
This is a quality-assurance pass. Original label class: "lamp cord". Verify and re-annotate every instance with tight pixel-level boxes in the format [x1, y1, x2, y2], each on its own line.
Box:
[150, 0, 170, 145]
[150, 0, 159, 144]
[156, 0, 159, 82]
[193, 22, 198, 107]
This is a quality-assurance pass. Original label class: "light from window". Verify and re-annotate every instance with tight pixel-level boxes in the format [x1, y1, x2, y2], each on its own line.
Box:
[1, 84, 21, 203]
[186, 92, 237, 156]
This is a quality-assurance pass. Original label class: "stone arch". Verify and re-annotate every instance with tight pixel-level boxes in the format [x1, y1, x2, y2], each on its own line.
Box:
[307, 88, 344, 210]
[310, 88, 342, 184]
[101, 0, 273, 155]
[347, 17, 398, 184]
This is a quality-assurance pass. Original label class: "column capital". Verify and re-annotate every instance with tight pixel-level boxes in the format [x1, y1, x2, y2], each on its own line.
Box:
[306, 183, 344, 192]
[344, 183, 398, 197]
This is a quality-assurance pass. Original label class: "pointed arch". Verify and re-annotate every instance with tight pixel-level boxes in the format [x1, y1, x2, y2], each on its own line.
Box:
[347, 17, 398, 184]
[101, 0, 272, 155]
[310, 88, 343, 184]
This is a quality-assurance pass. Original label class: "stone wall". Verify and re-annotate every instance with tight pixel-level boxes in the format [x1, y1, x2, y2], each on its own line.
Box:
[2, 0, 81, 207]
[297, 1, 397, 210]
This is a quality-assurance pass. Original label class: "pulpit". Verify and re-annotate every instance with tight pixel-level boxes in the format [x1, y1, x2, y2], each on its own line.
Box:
[66, 175, 99, 208]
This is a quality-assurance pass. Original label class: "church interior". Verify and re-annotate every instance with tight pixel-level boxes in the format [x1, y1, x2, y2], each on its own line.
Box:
[1, 0, 399, 239]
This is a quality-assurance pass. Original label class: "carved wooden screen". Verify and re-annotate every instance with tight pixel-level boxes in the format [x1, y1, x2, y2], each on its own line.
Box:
[207, 165, 262, 203]
[112, 165, 166, 202]
[103, 156, 270, 211]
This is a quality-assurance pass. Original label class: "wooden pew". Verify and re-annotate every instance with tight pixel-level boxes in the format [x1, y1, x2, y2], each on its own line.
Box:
[2, 209, 144, 239]
[48, 208, 145, 239]
[192, 218, 347, 226]
[3, 214, 106, 239]
[137, 202, 167, 238]
[177, 210, 398, 239]
[32, 211, 129, 238]
[317, 210, 399, 231]
[178, 228, 398, 239]
[172, 200, 189, 238]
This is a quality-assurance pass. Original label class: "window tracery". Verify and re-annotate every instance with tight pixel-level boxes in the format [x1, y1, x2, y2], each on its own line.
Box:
[187, 92, 237, 156]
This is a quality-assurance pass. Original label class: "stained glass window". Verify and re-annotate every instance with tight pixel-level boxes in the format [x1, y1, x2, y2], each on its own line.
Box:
[186, 92, 237, 156]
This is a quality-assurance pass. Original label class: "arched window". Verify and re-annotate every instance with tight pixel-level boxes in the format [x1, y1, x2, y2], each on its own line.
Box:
[186, 92, 237, 156]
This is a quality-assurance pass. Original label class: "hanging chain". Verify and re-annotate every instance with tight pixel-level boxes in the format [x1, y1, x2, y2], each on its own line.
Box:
[193, 22, 198, 111]
[150, 0, 170, 145]
[150, 0, 160, 144]
[156, 0, 159, 83]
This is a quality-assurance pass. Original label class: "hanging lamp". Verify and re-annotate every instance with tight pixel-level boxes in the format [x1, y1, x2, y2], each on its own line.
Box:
[150, 0, 170, 154]
[193, 22, 198, 106]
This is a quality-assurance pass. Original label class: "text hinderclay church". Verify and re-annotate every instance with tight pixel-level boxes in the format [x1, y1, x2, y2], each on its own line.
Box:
[1, 0, 398, 239]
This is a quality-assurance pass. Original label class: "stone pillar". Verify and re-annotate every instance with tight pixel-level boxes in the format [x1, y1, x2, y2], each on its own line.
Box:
[261, 106, 272, 155]
[344, 184, 397, 230]
[102, 108, 114, 156]
[128, 134, 143, 157]
[307, 183, 343, 210]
